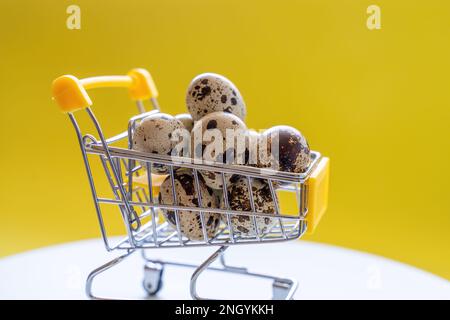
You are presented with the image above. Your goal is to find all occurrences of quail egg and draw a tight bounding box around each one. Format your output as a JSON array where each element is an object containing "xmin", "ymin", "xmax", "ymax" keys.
[
  {"xmin": 132, "ymin": 113, "xmax": 185, "ymax": 174},
  {"xmin": 186, "ymin": 73, "xmax": 246, "ymax": 121},
  {"xmin": 158, "ymin": 168, "xmax": 222, "ymax": 240},
  {"xmin": 191, "ymin": 111, "xmax": 247, "ymax": 189},
  {"xmin": 175, "ymin": 113, "xmax": 194, "ymax": 132},
  {"xmin": 243, "ymin": 129, "xmax": 262, "ymax": 167},
  {"xmin": 227, "ymin": 177, "xmax": 277, "ymax": 237},
  {"xmin": 260, "ymin": 126, "xmax": 311, "ymax": 173}
]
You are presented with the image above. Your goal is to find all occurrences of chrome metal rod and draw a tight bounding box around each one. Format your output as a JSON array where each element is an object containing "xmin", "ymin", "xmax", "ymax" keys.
[
  {"xmin": 169, "ymin": 166, "xmax": 184, "ymax": 246},
  {"xmin": 85, "ymin": 107, "xmax": 136, "ymax": 246},
  {"xmin": 189, "ymin": 246, "xmax": 299, "ymax": 300},
  {"xmin": 87, "ymin": 144, "xmax": 321, "ymax": 184},
  {"xmin": 192, "ymin": 169, "xmax": 209, "ymax": 242},
  {"xmin": 136, "ymin": 100, "xmax": 146, "ymax": 113},
  {"xmin": 96, "ymin": 198, "xmax": 303, "ymax": 220},
  {"xmin": 190, "ymin": 246, "xmax": 228, "ymax": 300},
  {"xmin": 98, "ymin": 154, "xmax": 136, "ymax": 232},
  {"xmin": 268, "ymin": 178, "xmax": 287, "ymax": 239},
  {"xmin": 146, "ymin": 162, "xmax": 159, "ymax": 246},
  {"xmin": 85, "ymin": 250, "xmax": 136, "ymax": 300},
  {"xmin": 150, "ymin": 97, "xmax": 160, "ymax": 110},
  {"xmin": 221, "ymin": 172, "xmax": 235, "ymax": 243},
  {"xmin": 68, "ymin": 114, "xmax": 110, "ymax": 251},
  {"xmin": 246, "ymin": 176, "xmax": 261, "ymax": 240}
]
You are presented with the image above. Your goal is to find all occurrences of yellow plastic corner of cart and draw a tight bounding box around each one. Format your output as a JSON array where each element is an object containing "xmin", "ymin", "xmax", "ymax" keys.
[
  {"xmin": 129, "ymin": 172, "xmax": 167, "ymax": 197},
  {"xmin": 52, "ymin": 75, "xmax": 92, "ymax": 113},
  {"xmin": 127, "ymin": 68, "xmax": 159, "ymax": 101},
  {"xmin": 305, "ymin": 157, "xmax": 330, "ymax": 234}
]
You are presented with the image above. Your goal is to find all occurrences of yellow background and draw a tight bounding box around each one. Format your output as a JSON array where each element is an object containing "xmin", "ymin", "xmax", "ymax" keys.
[{"xmin": 1, "ymin": 0, "xmax": 449, "ymax": 279}]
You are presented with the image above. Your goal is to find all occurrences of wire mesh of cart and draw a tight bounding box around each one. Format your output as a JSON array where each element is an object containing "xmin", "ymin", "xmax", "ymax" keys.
[{"xmin": 52, "ymin": 68, "xmax": 330, "ymax": 300}]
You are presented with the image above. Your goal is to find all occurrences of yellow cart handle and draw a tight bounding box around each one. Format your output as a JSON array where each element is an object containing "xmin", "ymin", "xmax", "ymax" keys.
[
  {"xmin": 52, "ymin": 68, "xmax": 158, "ymax": 113},
  {"xmin": 80, "ymin": 75, "xmax": 133, "ymax": 90}
]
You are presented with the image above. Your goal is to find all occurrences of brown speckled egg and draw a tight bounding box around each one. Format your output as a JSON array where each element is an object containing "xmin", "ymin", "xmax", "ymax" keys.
[
  {"xmin": 243, "ymin": 129, "xmax": 262, "ymax": 167},
  {"xmin": 158, "ymin": 168, "xmax": 222, "ymax": 241},
  {"xmin": 186, "ymin": 73, "xmax": 246, "ymax": 121},
  {"xmin": 227, "ymin": 177, "xmax": 277, "ymax": 237},
  {"xmin": 175, "ymin": 113, "xmax": 194, "ymax": 132},
  {"xmin": 132, "ymin": 113, "xmax": 185, "ymax": 174},
  {"xmin": 260, "ymin": 126, "xmax": 311, "ymax": 173},
  {"xmin": 191, "ymin": 112, "xmax": 247, "ymax": 189}
]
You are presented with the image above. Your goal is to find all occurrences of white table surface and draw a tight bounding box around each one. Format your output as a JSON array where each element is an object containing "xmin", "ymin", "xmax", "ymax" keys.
[{"xmin": 0, "ymin": 238, "xmax": 449, "ymax": 300}]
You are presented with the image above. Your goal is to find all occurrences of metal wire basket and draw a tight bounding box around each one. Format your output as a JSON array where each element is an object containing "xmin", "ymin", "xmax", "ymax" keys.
[{"xmin": 52, "ymin": 68, "xmax": 330, "ymax": 300}]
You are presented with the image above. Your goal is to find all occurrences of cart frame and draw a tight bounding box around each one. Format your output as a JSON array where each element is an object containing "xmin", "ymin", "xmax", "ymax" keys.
[{"xmin": 52, "ymin": 68, "xmax": 329, "ymax": 299}]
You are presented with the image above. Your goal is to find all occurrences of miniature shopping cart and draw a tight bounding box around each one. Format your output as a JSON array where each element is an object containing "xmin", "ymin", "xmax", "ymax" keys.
[{"xmin": 52, "ymin": 68, "xmax": 330, "ymax": 300}]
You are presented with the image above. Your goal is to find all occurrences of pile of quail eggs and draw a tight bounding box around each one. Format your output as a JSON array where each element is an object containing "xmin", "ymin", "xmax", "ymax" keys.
[{"xmin": 132, "ymin": 73, "xmax": 311, "ymax": 241}]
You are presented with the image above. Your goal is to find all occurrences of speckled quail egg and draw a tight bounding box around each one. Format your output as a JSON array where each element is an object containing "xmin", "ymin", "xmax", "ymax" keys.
[
  {"xmin": 227, "ymin": 176, "xmax": 277, "ymax": 237},
  {"xmin": 260, "ymin": 126, "xmax": 311, "ymax": 173},
  {"xmin": 132, "ymin": 113, "xmax": 185, "ymax": 174},
  {"xmin": 191, "ymin": 111, "xmax": 247, "ymax": 189},
  {"xmin": 158, "ymin": 168, "xmax": 222, "ymax": 240},
  {"xmin": 186, "ymin": 73, "xmax": 246, "ymax": 121},
  {"xmin": 239, "ymin": 129, "xmax": 274, "ymax": 170},
  {"xmin": 175, "ymin": 113, "xmax": 194, "ymax": 132},
  {"xmin": 243, "ymin": 129, "xmax": 262, "ymax": 167}
]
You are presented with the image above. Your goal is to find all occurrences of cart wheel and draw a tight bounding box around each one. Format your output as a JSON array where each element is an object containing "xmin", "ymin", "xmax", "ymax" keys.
[{"xmin": 143, "ymin": 262, "xmax": 164, "ymax": 295}]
